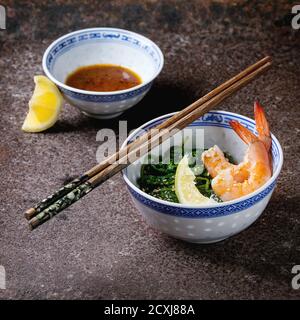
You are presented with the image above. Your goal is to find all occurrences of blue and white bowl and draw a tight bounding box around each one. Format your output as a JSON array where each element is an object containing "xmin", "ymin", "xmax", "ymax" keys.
[
  {"xmin": 42, "ymin": 28, "xmax": 164, "ymax": 119},
  {"xmin": 122, "ymin": 111, "xmax": 283, "ymax": 244}
]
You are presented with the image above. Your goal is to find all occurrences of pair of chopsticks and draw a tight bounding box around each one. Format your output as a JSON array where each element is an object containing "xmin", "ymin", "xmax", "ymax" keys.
[{"xmin": 25, "ymin": 56, "xmax": 272, "ymax": 230}]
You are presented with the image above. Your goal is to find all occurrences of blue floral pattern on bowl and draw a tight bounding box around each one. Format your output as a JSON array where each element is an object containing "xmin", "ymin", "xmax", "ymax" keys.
[{"xmin": 127, "ymin": 180, "xmax": 276, "ymax": 218}]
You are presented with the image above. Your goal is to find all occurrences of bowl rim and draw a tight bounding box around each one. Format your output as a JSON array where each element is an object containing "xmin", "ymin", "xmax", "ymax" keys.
[
  {"xmin": 42, "ymin": 27, "xmax": 164, "ymax": 96},
  {"xmin": 122, "ymin": 110, "xmax": 284, "ymax": 209}
]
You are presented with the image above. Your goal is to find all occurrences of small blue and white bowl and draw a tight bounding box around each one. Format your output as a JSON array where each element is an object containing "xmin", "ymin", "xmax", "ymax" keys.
[
  {"xmin": 122, "ymin": 111, "xmax": 283, "ymax": 244},
  {"xmin": 42, "ymin": 28, "xmax": 164, "ymax": 119}
]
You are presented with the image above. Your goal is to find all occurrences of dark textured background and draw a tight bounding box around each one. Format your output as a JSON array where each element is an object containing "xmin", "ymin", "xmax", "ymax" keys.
[{"xmin": 0, "ymin": 0, "xmax": 299, "ymax": 299}]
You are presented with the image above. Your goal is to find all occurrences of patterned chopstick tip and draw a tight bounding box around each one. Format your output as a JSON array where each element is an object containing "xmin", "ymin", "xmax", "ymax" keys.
[
  {"xmin": 25, "ymin": 175, "xmax": 89, "ymax": 220},
  {"xmin": 29, "ymin": 182, "xmax": 93, "ymax": 230}
]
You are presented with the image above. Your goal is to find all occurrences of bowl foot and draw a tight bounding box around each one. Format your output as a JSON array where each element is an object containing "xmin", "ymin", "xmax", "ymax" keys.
[
  {"xmin": 82, "ymin": 111, "xmax": 123, "ymax": 119},
  {"xmin": 174, "ymin": 236, "xmax": 228, "ymax": 244}
]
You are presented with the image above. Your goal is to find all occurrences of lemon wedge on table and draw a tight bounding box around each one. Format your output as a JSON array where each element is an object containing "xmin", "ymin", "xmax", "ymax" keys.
[
  {"xmin": 22, "ymin": 76, "xmax": 63, "ymax": 132},
  {"xmin": 175, "ymin": 156, "xmax": 216, "ymax": 205}
]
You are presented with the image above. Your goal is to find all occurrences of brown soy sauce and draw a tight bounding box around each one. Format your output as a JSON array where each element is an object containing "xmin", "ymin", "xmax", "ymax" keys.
[{"xmin": 65, "ymin": 64, "xmax": 142, "ymax": 92}]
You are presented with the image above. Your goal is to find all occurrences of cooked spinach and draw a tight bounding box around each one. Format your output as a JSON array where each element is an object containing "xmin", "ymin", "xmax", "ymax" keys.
[{"xmin": 138, "ymin": 146, "xmax": 235, "ymax": 203}]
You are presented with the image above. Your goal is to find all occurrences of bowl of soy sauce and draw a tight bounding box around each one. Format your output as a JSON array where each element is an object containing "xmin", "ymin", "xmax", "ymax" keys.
[{"xmin": 43, "ymin": 27, "xmax": 164, "ymax": 119}]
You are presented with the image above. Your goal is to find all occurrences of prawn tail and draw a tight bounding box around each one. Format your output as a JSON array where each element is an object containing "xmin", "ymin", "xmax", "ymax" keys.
[
  {"xmin": 254, "ymin": 100, "xmax": 272, "ymax": 151},
  {"xmin": 229, "ymin": 120, "xmax": 257, "ymax": 145}
]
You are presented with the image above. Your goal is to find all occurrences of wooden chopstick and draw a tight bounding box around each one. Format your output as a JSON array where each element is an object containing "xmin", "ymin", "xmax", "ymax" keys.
[
  {"xmin": 28, "ymin": 58, "xmax": 272, "ymax": 230},
  {"xmin": 25, "ymin": 56, "xmax": 271, "ymax": 221}
]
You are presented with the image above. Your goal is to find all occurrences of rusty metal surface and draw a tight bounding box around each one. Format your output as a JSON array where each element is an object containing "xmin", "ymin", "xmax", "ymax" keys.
[{"xmin": 0, "ymin": 0, "xmax": 299, "ymax": 299}]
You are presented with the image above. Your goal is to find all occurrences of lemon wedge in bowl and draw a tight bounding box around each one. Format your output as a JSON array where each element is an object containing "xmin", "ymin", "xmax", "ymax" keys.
[
  {"xmin": 175, "ymin": 155, "xmax": 216, "ymax": 205},
  {"xmin": 22, "ymin": 75, "xmax": 63, "ymax": 132}
]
